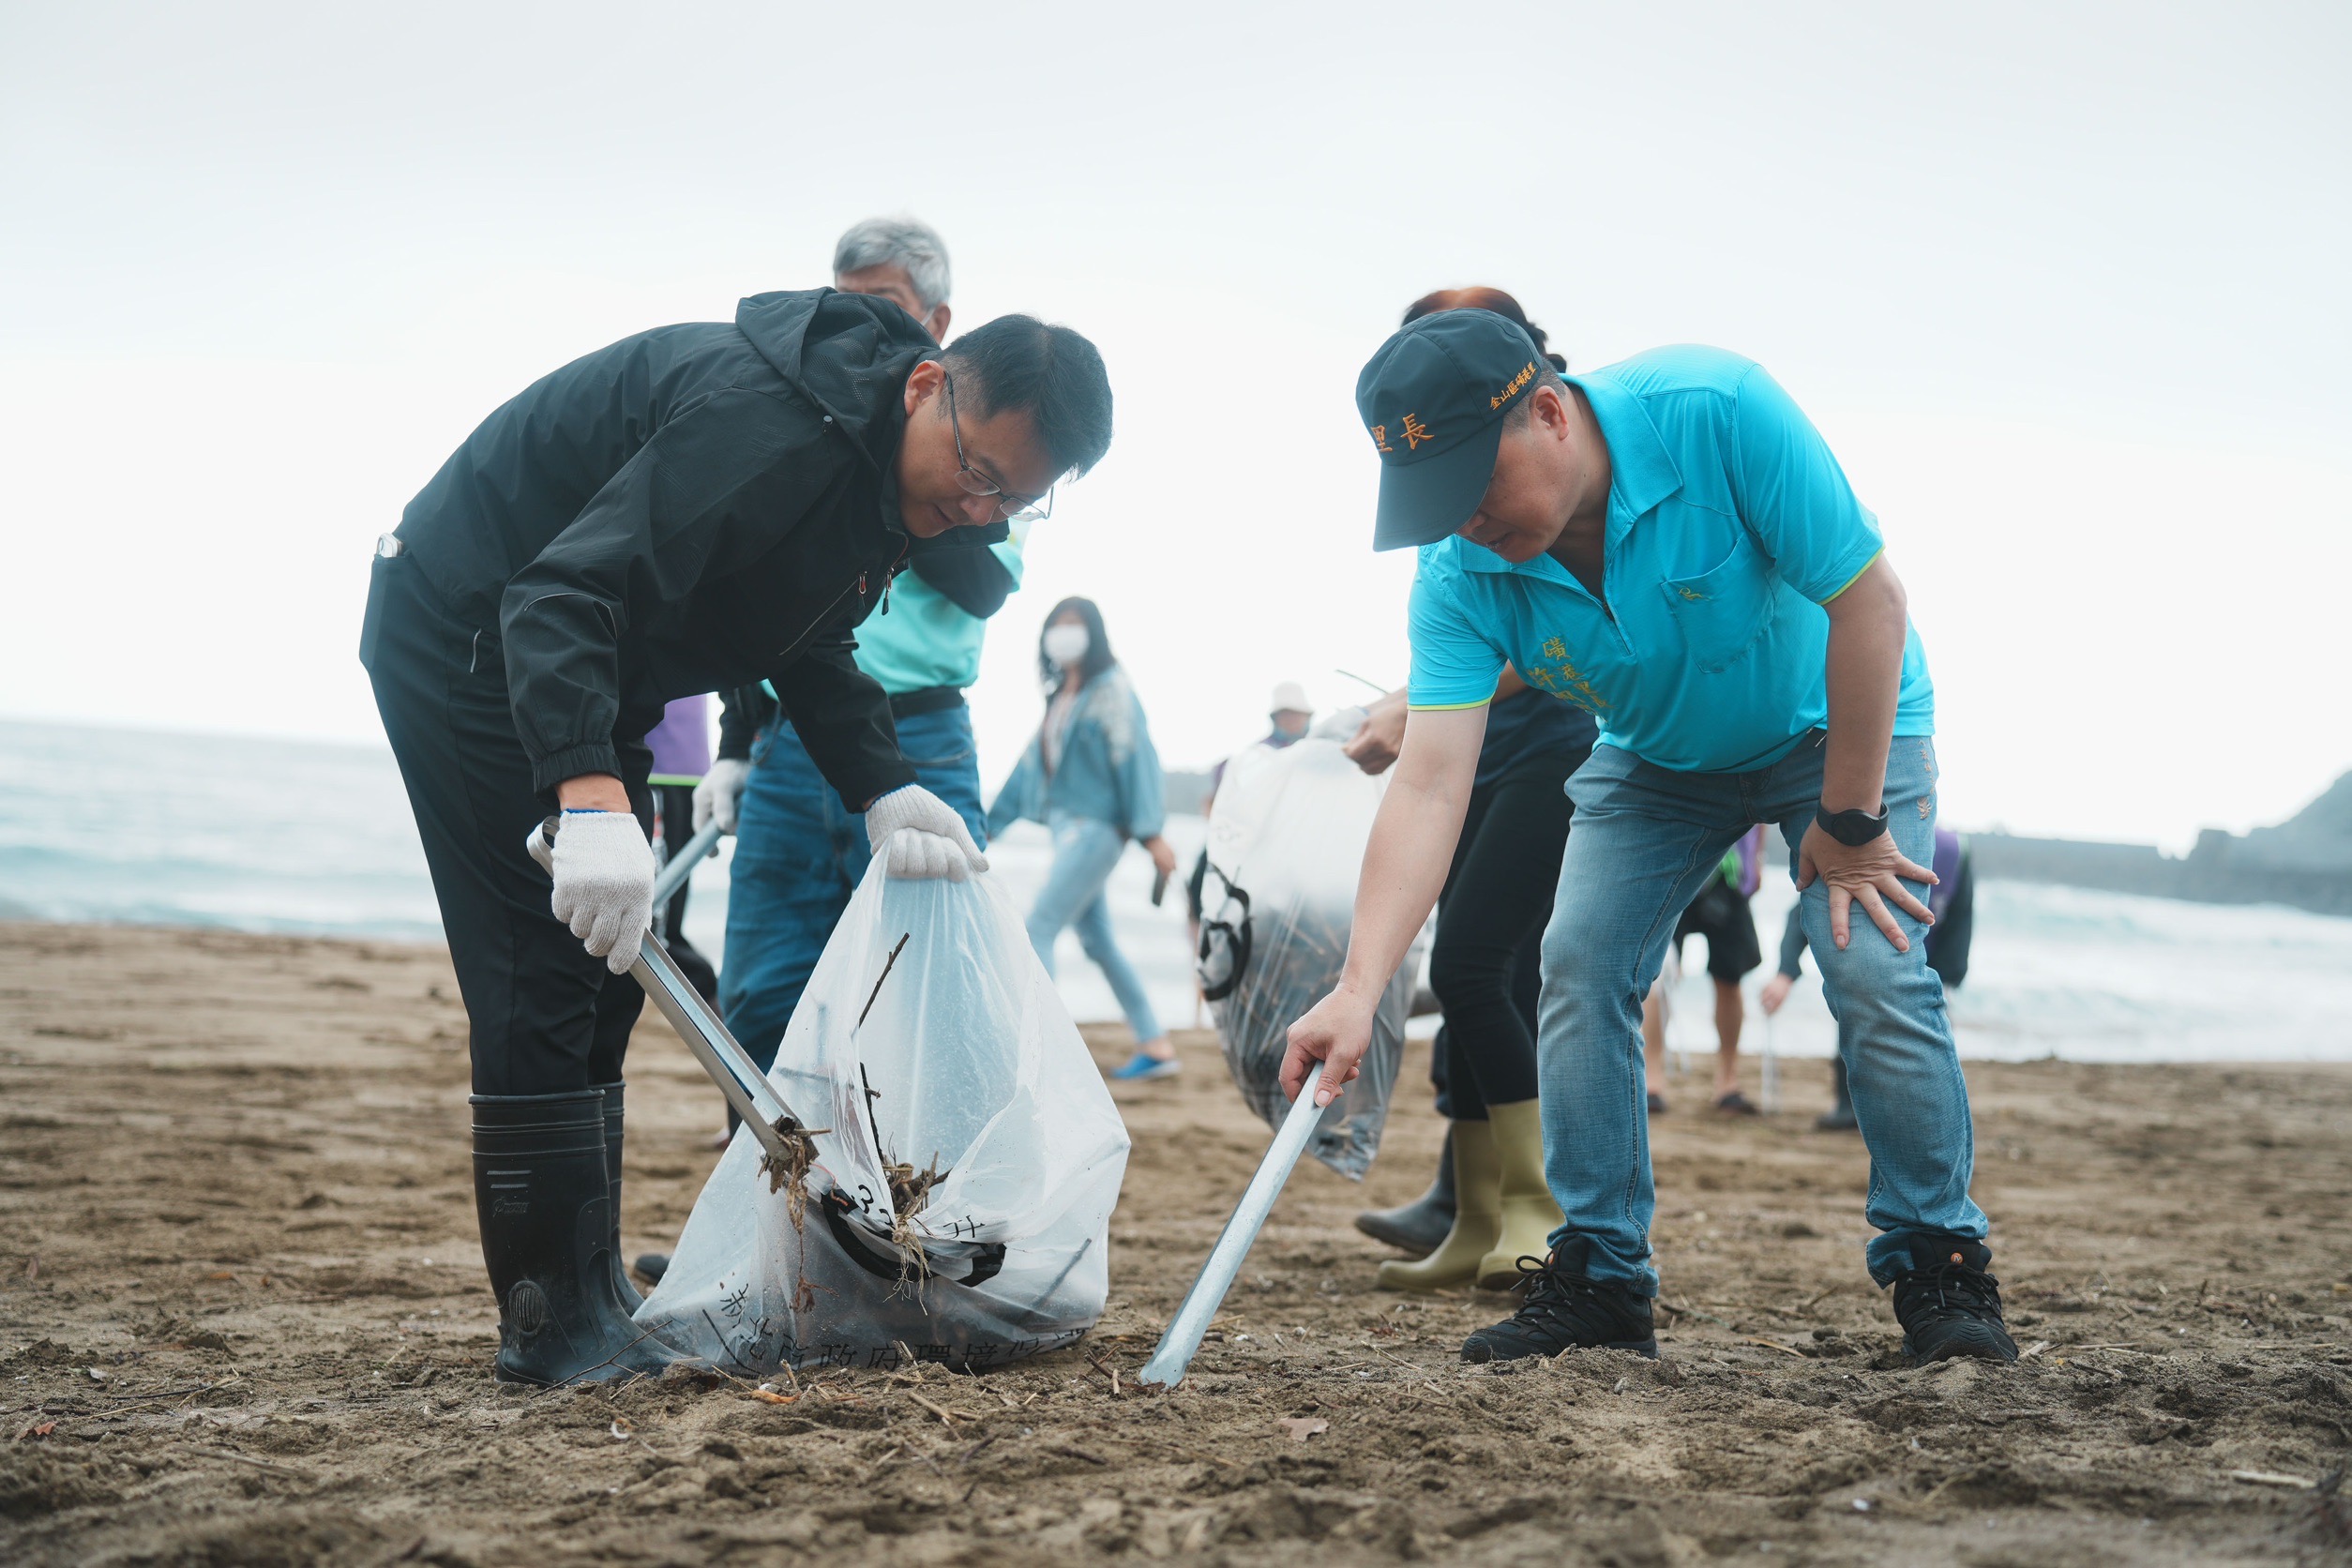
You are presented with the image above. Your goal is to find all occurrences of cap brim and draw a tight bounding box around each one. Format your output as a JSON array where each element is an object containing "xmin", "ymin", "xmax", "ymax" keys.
[{"xmin": 1370, "ymin": 420, "xmax": 1502, "ymax": 551}]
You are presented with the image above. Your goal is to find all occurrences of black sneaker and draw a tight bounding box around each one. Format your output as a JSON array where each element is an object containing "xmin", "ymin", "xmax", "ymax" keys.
[
  {"xmin": 1459, "ymin": 1240, "xmax": 1657, "ymax": 1363},
  {"xmin": 1888, "ymin": 1234, "xmax": 2016, "ymax": 1365}
]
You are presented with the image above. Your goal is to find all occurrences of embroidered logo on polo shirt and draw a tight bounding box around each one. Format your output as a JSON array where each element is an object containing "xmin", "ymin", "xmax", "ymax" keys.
[{"xmin": 1524, "ymin": 634, "xmax": 1610, "ymax": 713}]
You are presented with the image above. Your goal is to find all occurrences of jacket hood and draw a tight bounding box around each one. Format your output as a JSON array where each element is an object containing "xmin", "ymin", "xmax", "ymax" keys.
[{"xmin": 734, "ymin": 288, "xmax": 934, "ymax": 470}]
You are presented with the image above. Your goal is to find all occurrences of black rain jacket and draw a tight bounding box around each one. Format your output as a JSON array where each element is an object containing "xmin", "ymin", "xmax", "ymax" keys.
[{"xmin": 394, "ymin": 288, "xmax": 1008, "ymax": 806}]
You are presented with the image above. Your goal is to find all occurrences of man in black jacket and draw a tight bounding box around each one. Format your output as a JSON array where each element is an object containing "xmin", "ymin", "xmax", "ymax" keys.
[{"xmin": 358, "ymin": 288, "xmax": 1113, "ymax": 1384}]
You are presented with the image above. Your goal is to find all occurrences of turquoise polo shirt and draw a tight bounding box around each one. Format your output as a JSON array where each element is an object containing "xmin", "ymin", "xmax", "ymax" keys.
[
  {"xmin": 852, "ymin": 525, "xmax": 1027, "ymax": 695},
  {"xmin": 1406, "ymin": 346, "xmax": 1933, "ymax": 774}
]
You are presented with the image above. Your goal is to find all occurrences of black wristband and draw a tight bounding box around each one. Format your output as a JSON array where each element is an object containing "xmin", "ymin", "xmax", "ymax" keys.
[{"xmin": 1815, "ymin": 802, "xmax": 1891, "ymax": 847}]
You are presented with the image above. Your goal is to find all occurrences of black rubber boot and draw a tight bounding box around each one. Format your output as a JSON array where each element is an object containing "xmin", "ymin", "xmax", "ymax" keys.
[
  {"xmin": 589, "ymin": 1081, "xmax": 642, "ymax": 1312},
  {"xmin": 1889, "ymin": 1233, "xmax": 2017, "ymax": 1366},
  {"xmin": 1354, "ymin": 1126, "xmax": 1457, "ymax": 1256},
  {"xmin": 1459, "ymin": 1238, "xmax": 1657, "ymax": 1363},
  {"xmin": 1814, "ymin": 1058, "xmax": 1858, "ymax": 1132},
  {"xmin": 472, "ymin": 1090, "xmax": 680, "ymax": 1385}
]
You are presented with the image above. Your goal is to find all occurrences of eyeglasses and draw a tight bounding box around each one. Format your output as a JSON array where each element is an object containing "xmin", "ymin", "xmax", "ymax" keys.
[{"xmin": 942, "ymin": 371, "xmax": 1055, "ymax": 523}]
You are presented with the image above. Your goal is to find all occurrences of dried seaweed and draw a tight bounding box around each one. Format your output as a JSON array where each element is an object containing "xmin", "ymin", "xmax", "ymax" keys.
[
  {"xmin": 883, "ymin": 1153, "xmax": 948, "ymax": 1220},
  {"xmin": 758, "ymin": 1115, "xmax": 831, "ymax": 1231},
  {"xmin": 879, "ymin": 1153, "xmax": 950, "ymax": 1289}
]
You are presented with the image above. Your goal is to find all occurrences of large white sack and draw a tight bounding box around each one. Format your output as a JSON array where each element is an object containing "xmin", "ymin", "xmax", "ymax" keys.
[
  {"xmin": 1197, "ymin": 713, "xmax": 1421, "ymax": 1180},
  {"xmin": 638, "ymin": 860, "xmax": 1130, "ymax": 1373}
]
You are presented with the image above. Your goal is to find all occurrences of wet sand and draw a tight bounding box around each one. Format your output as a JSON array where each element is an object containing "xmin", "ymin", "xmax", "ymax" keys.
[{"xmin": 4, "ymin": 921, "xmax": 2350, "ymax": 1565}]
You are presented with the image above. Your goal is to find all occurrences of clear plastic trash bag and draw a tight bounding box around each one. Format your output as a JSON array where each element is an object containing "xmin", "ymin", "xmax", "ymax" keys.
[
  {"xmin": 637, "ymin": 856, "xmax": 1131, "ymax": 1373},
  {"xmin": 1196, "ymin": 711, "xmax": 1421, "ymax": 1180}
]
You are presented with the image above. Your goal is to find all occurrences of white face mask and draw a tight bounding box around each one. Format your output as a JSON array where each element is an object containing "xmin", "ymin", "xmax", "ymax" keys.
[{"xmin": 1042, "ymin": 623, "xmax": 1091, "ymax": 669}]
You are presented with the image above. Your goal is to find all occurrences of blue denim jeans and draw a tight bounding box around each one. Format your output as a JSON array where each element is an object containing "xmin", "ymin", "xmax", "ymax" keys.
[
  {"xmin": 718, "ymin": 705, "xmax": 988, "ymax": 1074},
  {"xmin": 1026, "ymin": 811, "xmax": 1164, "ymax": 1045},
  {"xmin": 1537, "ymin": 733, "xmax": 1986, "ymax": 1293}
]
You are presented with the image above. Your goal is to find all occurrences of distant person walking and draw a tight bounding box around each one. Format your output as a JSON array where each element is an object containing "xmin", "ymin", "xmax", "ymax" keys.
[
  {"xmin": 1642, "ymin": 824, "xmax": 1767, "ymax": 1116},
  {"xmin": 988, "ymin": 597, "xmax": 1180, "ymax": 1080},
  {"xmin": 1764, "ymin": 825, "xmax": 1975, "ymax": 1130}
]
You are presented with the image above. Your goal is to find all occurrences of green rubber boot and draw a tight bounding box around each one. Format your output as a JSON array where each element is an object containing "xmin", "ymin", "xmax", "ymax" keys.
[
  {"xmin": 1475, "ymin": 1099, "xmax": 1565, "ymax": 1291},
  {"xmin": 1377, "ymin": 1120, "xmax": 1500, "ymax": 1292}
]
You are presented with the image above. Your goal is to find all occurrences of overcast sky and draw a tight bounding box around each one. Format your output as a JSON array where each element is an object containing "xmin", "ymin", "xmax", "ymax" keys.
[{"xmin": 3, "ymin": 1, "xmax": 2345, "ymax": 849}]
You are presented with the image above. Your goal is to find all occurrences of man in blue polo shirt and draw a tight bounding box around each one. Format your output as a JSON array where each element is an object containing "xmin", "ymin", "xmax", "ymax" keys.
[{"xmin": 1282, "ymin": 309, "xmax": 2012, "ymax": 1368}]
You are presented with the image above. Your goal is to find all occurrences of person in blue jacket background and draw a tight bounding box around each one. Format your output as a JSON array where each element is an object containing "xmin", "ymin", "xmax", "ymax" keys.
[{"xmin": 988, "ymin": 597, "xmax": 1181, "ymax": 1080}]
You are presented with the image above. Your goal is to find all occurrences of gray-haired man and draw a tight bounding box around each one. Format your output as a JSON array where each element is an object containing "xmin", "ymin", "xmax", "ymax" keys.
[{"xmin": 832, "ymin": 215, "xmax": 953, "ymax": 341}]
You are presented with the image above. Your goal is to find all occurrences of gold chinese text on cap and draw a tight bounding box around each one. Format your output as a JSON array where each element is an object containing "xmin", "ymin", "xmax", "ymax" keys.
[{"xmin": 1490, "ymin": 361, "xmax": 1536, "ymax": 412}]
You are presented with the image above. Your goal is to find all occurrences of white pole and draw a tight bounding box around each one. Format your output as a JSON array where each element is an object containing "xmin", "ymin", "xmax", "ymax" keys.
[{"xmin": 1137, "ymin": 1063, "xmax": 1327, "ymax": 1389}]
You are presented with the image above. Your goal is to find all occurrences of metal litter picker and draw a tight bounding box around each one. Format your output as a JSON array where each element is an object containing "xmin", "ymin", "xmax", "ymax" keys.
[
  {"xmin": 1137, "ymin": 1061, "xmax": 1327, "ymax": 1389},
  {"xmin": 530, "ymin": 817, "xmax": 808, "ymax": 1177}
]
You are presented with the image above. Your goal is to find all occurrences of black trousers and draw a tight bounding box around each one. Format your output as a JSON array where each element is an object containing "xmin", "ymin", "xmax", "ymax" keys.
[
  {"xmin": 361, "ymin": 550, "xmax": 654, "ymax": 1096},
  {"xmin": 1428, "ymin": 749, "xmax": 1587, "ymax": 1121}
]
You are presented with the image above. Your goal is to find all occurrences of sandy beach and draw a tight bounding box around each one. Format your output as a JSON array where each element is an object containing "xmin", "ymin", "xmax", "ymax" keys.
[{"xmin": 4, "ymin": 920, "xmax": 2349, "ymax": 1565}]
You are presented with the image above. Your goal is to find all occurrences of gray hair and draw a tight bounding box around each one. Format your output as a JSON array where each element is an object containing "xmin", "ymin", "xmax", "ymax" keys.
[{"xmin": 832, "ymin": 216, "xmax": 952, "ymax": 311}]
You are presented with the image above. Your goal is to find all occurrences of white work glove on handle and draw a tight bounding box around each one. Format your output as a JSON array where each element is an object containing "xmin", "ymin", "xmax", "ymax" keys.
[
  {"xmin": 693, "ymin": 757, "xmax": 751, "ymax": 833},
  {"xmin": 864, "ymin": 784, "xmax": 988, "ymax": 881},
  {"xmin": 525, "ymin": 810, "xmax": 656, "ymax": 974}
]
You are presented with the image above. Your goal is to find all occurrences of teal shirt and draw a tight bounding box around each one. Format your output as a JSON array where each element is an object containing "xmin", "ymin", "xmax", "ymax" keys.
[
  {"xmin": 1405, "ymin": 346, "xmax": 1933, "ymax": 775},
  {"xmin": 852, "ymin": 528, "xmax": 1027, "ymax": 694}
]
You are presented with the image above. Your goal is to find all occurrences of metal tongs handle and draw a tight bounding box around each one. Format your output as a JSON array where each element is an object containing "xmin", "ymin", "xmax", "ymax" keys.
[{"xmin": 531, "ymin": 814, "xmax": 802, "ymax": 1171}]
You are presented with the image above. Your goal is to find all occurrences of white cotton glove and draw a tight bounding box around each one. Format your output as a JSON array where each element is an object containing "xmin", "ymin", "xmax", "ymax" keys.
[
  {"xmin": 693, "ymin": 757, "xmax": 751, "ymax": 834},
  {"xmin": 527, "ymin": 810, "xmax": 656, "ymax": 974},
  {"xmin": 864, "ymin": 785, "xmax": 988, "ymax": 882}
]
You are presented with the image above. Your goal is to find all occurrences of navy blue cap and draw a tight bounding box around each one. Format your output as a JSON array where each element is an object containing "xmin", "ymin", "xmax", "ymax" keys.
[{"xmin": 1355, "ymin": 309, "xmax": 1548, "ymax": 551}]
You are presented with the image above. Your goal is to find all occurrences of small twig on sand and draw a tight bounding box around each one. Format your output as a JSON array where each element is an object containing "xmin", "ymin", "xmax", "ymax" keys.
[
  {"xmin": 2229, "ymin": 1470, "xmax": 2316, "ymax": 1490},
  {"xmin": 178, "ymin": 1445, "xmax": 311, "ymax": 1479},
  {"xmin": 907, "ymin": 1392, "xmax": 959, "ymax": 1427},
  {"xmin": 108, "ymin": 1380, "xmax": 236, "ymax": 1410},
  {"xmin": 555, "ymin": 1328, "xmax": 665, "ymax": 1388},
  {"xmin": 1742, "ymin": 1336, "xmax": 1808, "ymax": 1359}
]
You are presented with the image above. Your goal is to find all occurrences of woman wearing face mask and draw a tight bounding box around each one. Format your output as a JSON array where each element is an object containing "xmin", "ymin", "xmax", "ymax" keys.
[{"xmin": 988, "ymin": 597, "xmax": 1182, "ymax": 1079}]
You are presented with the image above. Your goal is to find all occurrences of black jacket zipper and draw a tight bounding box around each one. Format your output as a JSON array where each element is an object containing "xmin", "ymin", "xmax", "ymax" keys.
[
  {"xmin": 773, "ymin": 572, "xmax": 867, "ymax": 664},
  {"xmin": 769, "ymin": 533, "xmax": 911, "ymax": 665}
]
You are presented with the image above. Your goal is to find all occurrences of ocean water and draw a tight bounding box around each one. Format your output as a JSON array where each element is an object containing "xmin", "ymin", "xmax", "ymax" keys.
[
  {"xmin": 0, "ymin": 717, "xmax": 1204, "ymax": 1033},
  {"xmin": 5, "ymin": 719, "xmax": 2348, "ymax": 1064}
]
